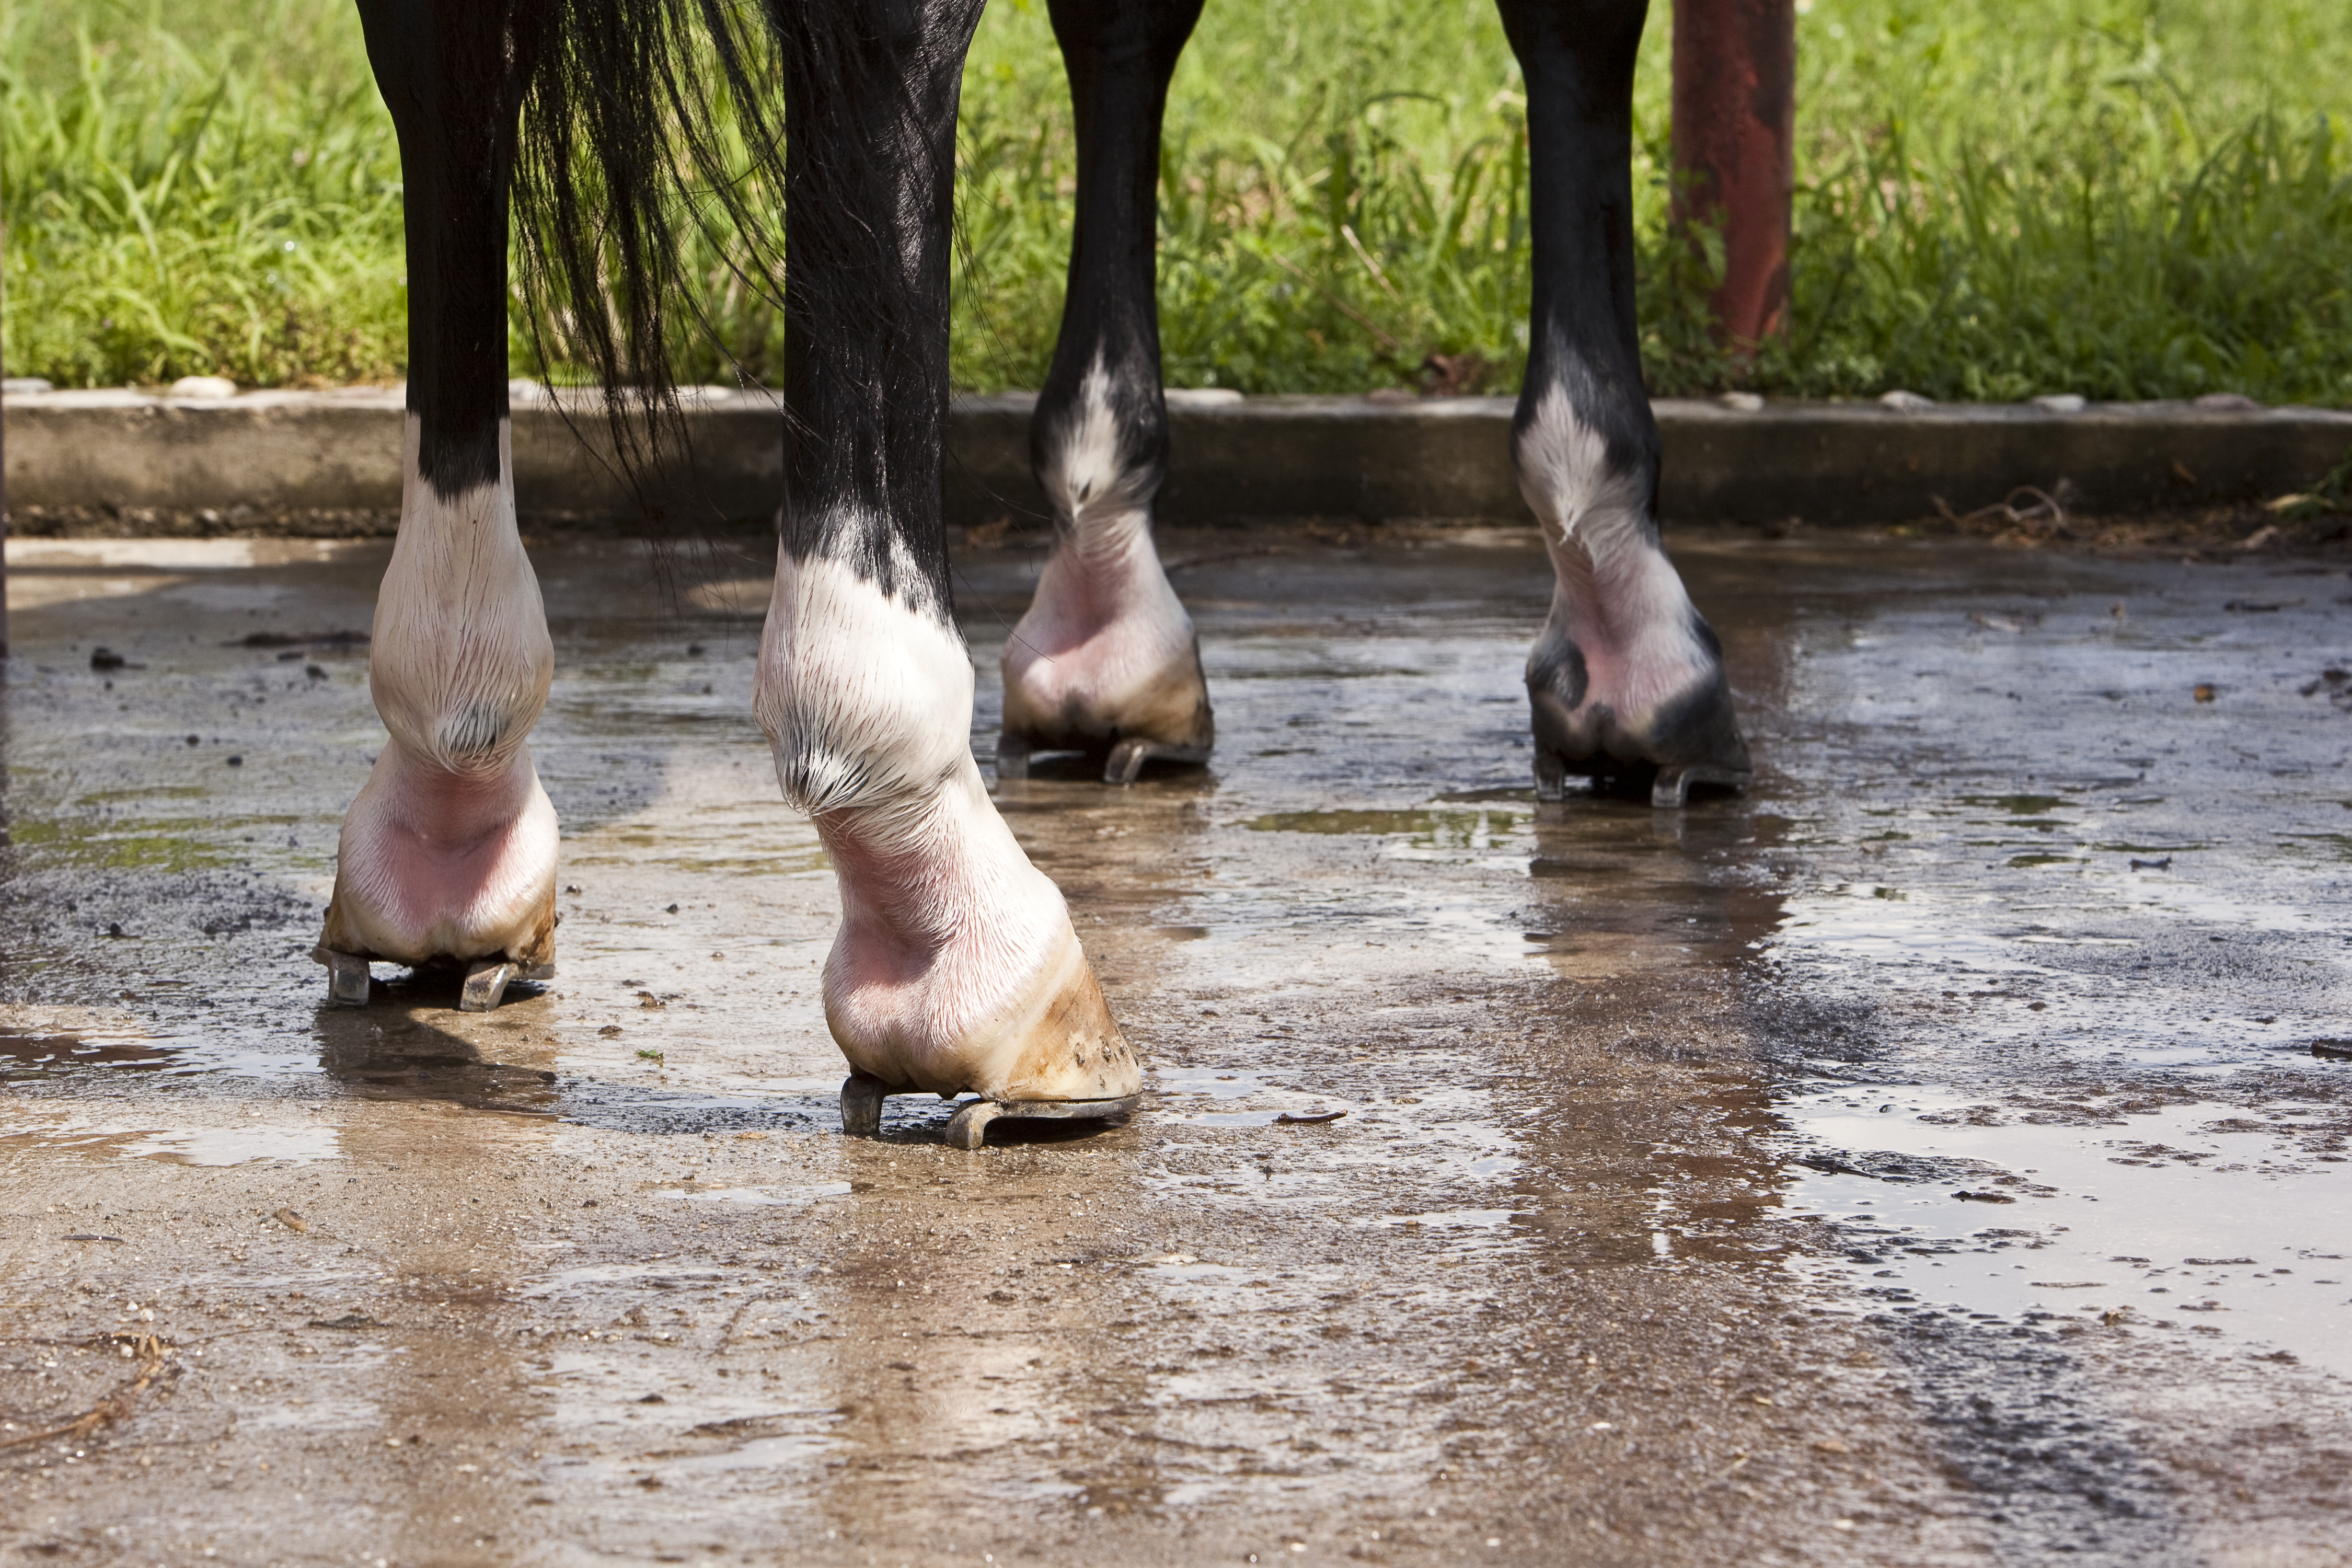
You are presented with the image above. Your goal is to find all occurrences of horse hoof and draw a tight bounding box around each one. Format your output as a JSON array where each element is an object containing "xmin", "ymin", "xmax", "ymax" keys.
[
  {"xmin": 1651, "ymin": 763, "xmax": 1753, "ymax": 809},
  {"xmin": 841, "ymin": 1075, "xmax": 887, "ymax": 1138},
  {"xmin": 319, "ymin": 948, "xmax": 374, "ymax": 1007},
  {"xmin": 459, "ymin": 958, "xmax": 554, "ymax": 1012},
  {"xmin": 944, "ymin": 1099, "xmax": 1001, "ymax": 1149}
]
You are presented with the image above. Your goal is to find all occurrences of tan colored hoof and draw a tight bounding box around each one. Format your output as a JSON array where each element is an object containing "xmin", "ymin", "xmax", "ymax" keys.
[
  {"xmin": 999, "ymin": 641, "xmax": 1214, "ymax": 783},
  {"xmin": 985, "ymin": 933, "xmax": 1142, "ymax": 1103}
]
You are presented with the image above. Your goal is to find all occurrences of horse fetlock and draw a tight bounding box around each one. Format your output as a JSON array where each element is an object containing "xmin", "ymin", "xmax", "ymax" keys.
[
  {"xmin": 1515, "ymin": 389, "xmax": 1749, "ymax": 802},
  {"xmin": 367, "ymin": 417, "xmax": 553, "ymax": 776},
  {"xmin": 755, "ymin": 552, "xmax": 974, "ymax": 817},
  {"xmin": 322, "ymin": 743, "xmax": 560, "ymax": 970},
  {"xmin": 1002, "ymin": 356, "xmax": 1210, "ymax": 778},
  {"xmin": 322, "ymin": 415, "xmax": 561, "ymax": 986}
]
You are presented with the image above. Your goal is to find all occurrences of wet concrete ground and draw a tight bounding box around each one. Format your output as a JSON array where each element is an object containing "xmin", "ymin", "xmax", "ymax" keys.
[{"xmin": 2, "ymin": 525, "xmax": 2349, "ymax": 1567}]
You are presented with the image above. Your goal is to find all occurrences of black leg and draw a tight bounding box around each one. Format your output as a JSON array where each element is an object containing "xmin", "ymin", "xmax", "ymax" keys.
[
  {"xmin": 1495, "ymin": 0, "xmax": 1750, "ymax": 805},
  {"xmin": 998, "ymin": 0, "xmax": 1215, "ymax": 783},
  {"xmin": 769, "ymin": 0, "xmax": 987, "ymax": 615},
  {"xmin": 354, "ymin": 0, "xmax": 528, "ymax": 496}
]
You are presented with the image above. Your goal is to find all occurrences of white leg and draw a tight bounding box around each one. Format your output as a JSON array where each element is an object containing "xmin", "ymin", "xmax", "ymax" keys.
[
  {"xmin": 1001, "ymin": 356, "xmax": 1212, "ymax": 776},
  {"xmin": 757, "ymin": 551, "xmax": 1140, "ymax": 1103},
  {"xmin": 322, "ymin": 416, "xmax": 561, "ymax": 967}
]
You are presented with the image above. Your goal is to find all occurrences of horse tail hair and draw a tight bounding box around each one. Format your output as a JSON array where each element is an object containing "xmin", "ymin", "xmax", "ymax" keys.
[{"xmin": 508, "ymin": 0, "xmax": 792, "ymax": 491}]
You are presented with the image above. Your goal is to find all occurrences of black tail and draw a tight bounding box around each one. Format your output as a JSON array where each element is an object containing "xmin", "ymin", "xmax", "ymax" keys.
[
  {"xmin": 514, "ymin": 0, "xmax": 978, "ymax": 595},
  {"xmin": 510, "ymin": 0, "xmax": 792, "ymax": 478}
]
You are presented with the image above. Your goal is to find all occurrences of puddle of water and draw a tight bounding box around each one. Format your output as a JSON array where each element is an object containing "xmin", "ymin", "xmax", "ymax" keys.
[
  {"xmin": 121, "ymin": 1126, "xmax": 345, "ymax": 1166},
  {"xmin": 1152, "ymin": 1065, "xmax": 1356, "ymax": 1126},
  {"xmin": 526, "ymin": 1261, "xmax": 735, "ymax": 1296},
  {"xmin": 1782, "ymin": 1086, "xmax": 2352, "ymax": 1374},
  {"xmin": 0, "ymin": 1110, "xmax": 344, "ymax": 1166},
  {"xmin": 1243, "ymin": 806, "xmax": 1525, "ymax": 848},
  {"xmin": 0, "ymin": 1006, "xmax": 174, "ymax": 1076}
]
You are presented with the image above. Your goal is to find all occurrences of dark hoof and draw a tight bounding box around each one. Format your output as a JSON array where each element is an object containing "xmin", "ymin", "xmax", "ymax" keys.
[
  {"xmin": 1651, "ymin": 763, "xmax": 1752, "ymax": 809},
  {"xmin": 841, "ymin": 1074, "xmax": 887, "ymax": 1137},
  {"xmin": 1535, "ymin": 748, "xmax": 1750, "ymax": 808},
  {"xmin": 996, "ymin": 730, "xmax": 1210, "ymax": 785},
  {"xmin": 319, "ymin": 948, "xmax": 373, "ymax": 1007},
  {"xmin": 1527, "ymin": 625, "xmax": 1750, "ymax": 810}
]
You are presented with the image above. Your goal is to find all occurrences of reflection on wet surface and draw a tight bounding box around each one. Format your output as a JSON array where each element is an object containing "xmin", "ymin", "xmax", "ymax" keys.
[{"xmin": 3, "ymin": 529, "xmax": 2350, "ymax": 1563}]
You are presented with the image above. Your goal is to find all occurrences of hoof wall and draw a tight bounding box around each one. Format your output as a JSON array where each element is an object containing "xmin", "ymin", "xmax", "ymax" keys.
[
  {"xmin": 1534, "ymin": 752, "xmax": 1751, "ymax": 808},
  {"xmin": 321, "ymin": 949, "xmax": 373, "ymax": 1008},
  {"xmin": 1651, "ymin": 764, "xmax": 1751, "ymax": 809},
  {"xmin": 997, "ymin": 733, "xmax": 1210, "ymax": 786},
  {"xmin": 943, "ymin": 1099, "xmax": 1001, "ymax": 1150},
  {"xmin": 1103, "ymin": 738, "xmax": 1210, "ymax": 786}
]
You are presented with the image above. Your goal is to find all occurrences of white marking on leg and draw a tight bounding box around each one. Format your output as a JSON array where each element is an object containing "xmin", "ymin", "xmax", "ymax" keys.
[
  {"xmin": 756, "ymin": 550, "xmax": 1084, "ymax": 1092},
  {"xmin": 756, "ymin": 541, "xmax": 973, "ymax": 817},
  {"xmin": 370, "ymin": 417, "xmax": 553, "ymax": 772},
  {"xmin": 333, "ymin": 416, "xmax": 559, "ymax": 963},
  {"xmin": 1043, "ymin": 353, "xmax": 1154, "ymax": 537},
  {"xmin": 1011, "ymin": 354, "xmax": 1199, "ymax": 736},
  {"xmin": 1517, "ymin": 384, "xmax": 1710, "ymax": 724}
]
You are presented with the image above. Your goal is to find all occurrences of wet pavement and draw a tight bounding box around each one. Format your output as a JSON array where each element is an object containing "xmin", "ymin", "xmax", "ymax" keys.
[{"xmin": 2, "ymin": 525, "xmax": 2349, "ymax": 1567}]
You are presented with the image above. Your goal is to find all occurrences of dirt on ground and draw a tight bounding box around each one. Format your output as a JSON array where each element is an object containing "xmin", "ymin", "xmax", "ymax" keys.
[{"xmin": 2, "ymin": 527, "xmax": 2348, "ymax": 1566}]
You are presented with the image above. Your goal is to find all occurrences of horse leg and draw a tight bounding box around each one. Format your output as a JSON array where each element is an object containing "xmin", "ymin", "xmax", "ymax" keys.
[
  {"xmin": 1496, "ymin": 0, "xmax": 1751, "ymax": 808},
  {"xmin": 320, "ymin": 0, "xmax": 559, "ymax": 1004},
  {"xmin": 758, "ymin": 0, "xmax": 1139, "ymax": 1131},
  {"xmin": 998, "ymin": 0, "xmax": 1214, "ymax": 788}
]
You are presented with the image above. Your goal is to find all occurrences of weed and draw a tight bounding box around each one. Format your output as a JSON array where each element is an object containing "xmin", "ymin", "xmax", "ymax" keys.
[{"xmin": 4, "ymin": 0, "xmax": 2348, "ymax": 403}]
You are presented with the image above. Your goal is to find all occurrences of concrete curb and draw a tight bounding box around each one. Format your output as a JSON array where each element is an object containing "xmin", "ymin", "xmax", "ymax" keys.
[{"xmin": 5, "ymin": 384, "xmax": 2348, "ymax": 533}]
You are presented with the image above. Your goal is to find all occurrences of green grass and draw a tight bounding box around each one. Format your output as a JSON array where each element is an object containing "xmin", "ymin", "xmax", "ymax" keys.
[{"xmin": 5, "ymin": 0, "xmax": 2350, "ymax": 403}]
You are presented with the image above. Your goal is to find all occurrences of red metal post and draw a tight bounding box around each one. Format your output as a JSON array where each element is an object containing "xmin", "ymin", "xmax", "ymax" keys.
[{"xmin": 1670, "ymin": 0, "xmax": 1796, "ymax": 354}]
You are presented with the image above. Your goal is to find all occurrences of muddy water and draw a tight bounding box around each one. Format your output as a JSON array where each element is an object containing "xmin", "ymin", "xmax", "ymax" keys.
[{"xmin": 2, "ymin": 529, "xmax": 2348, "ymax": 1566}]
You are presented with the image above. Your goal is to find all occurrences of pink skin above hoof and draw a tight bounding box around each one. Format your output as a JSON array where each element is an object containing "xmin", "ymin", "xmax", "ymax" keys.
[
  {"xmin": 1516, "ymin": 387, "xmax": 1750, "ymax": 799},
  {"xmin": 1001, "ymin": 519, "xmax": 1212, "ymax": 760},
  {"xmin": 759, "ymin": 552, "xmax": 1139, "ymax": 1104},
  {"xmin": 324, "ymin": 746, "xmax": 559, "ymax": 968}
]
